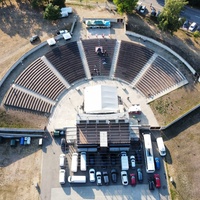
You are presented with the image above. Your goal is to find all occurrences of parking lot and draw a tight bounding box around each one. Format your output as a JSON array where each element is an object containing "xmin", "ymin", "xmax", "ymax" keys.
[{"xmin": 41, "ymin": 130, "xmax": 169, "ymax": 200}]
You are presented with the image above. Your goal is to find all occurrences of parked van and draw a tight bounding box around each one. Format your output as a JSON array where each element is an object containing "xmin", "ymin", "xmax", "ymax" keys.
[
  {"xmin": 156, "ymin": 137, "xmax": 166, "ymax": 156},
  {"xmin": 71, "ymin": 153, "xmax": 78, "ymax": 172},
  {"xmin": 60, "ymin": 154, "xmax": 65, "ymax": 168},
  {"xmin": 59, "ymin": 169, "xmax": 65, "ymax": 185},
  {"xmin": 80, "ymin": 152, "xmax": 87, "ymax": 171},
  {"xmin": 121, "ymin": 152, "xmax": 129, "ymax": 170},
  {"xmin": 68, "ymin": 175, "xmax": 86, "ymax": 183}
]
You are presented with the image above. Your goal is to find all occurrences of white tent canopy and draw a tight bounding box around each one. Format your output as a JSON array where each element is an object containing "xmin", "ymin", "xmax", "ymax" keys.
[{"xmin": 84, "ymin": 85, "xmax": 118, "ymax": 114}]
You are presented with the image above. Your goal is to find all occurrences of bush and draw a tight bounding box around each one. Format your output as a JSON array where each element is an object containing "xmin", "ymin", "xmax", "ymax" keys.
[
  {"xmin": 43, "ymin": 3, "xmax": 61, "ymax": 20},
  {"xmin": 193, "ymin": 30, "xmax": 200, "ymax": 38}
]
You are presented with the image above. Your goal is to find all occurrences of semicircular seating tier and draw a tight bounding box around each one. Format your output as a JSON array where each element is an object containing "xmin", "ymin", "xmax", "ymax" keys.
[
  {"xmin": 4, "ymin": 87, "xmax": 53, "ymax": 113},
  {"xmin": 114, "ymin": 40, "xmax": 154, "ymax": 83},
  {"xmin": 81, "ymin": 39, "xmax": 116, "ymax": 77},
  {"xmin": 45, "ymin": 42, "xmax": 86, "ymax": 84},
  {"xmin": 14, "ymin": 57, "xmax": 66, "ymax": 100},
  {"xmin": 134, "ymin": 56, "xmax": 188, "ymax": 98}
]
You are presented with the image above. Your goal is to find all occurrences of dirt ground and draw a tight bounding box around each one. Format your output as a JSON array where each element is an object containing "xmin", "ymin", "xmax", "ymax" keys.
[{"xmin": 0, "ymin": 1, "xmax": 200, "ymax": 200}]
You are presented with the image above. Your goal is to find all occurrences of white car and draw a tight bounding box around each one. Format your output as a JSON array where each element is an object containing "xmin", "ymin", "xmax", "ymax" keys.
[
  {"xmin": 89, "ymin": 168, "xmax": 95, "ymax": 182},
  {"xmin": 59, "ymin": 154, "xmax": 65, "ymax": 168},
  {"xmin": 96, "ymin": 171, "xmax": 102, "ymax": 186},
  {"xmin": 130, "ymin": 155, "xmax": 136, "ymax": 168},
  {"xmin": 189, "ymin": 22, "xmax": 197, "ymax": 32},
  {"xmin": 140, "ymin": 5, "xmax": 146, "ymax": 13},
  {"xmin": 121, "ymin": 171, "xmax": 128, "ymax": 185}
]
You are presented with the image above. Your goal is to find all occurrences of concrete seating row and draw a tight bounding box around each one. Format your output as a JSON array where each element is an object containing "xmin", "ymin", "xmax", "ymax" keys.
[
  {"xmin": 135, "ymin": 56, "xmax": 187, "ymax": 97},
  {"xmin": 81, "ymin": 39, "xmax": 116, "ymax": 77},
  {"xmin": 114, "ymin": 41, "xmax": 154, "ymax": 83},
  {"xmin": 4, "ymin": 87, "xmax": 52, "ymax": 113},
  {"xmin": 45, "ymin": 42, "xmax": 86, "ymax": 84},
  {"xmin": 15, "ymin": 58, "xmax": 66, "ymax": 100}
]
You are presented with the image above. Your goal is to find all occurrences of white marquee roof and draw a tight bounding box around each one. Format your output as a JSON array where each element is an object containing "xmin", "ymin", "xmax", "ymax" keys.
[{"xmin": 84, "ymin": 85, "xmax": 118, "ymax": 114}]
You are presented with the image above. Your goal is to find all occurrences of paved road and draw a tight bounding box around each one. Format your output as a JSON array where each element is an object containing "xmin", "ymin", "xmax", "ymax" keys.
[{"xmin": 144, "ymin": 0, "xmax": 200, "ymax": 25}]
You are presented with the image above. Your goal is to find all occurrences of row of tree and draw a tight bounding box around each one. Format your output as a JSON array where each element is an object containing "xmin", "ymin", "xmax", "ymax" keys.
[{"xmin": 113, "ymin": 0, "xmax": 189, "ymax": 34}]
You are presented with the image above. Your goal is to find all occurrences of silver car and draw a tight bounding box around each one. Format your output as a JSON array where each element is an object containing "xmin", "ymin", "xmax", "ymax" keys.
[
  {"xmin": 96, "ymin": 171, "xmax": 102, "ymax": 186},
  {"xmin": 121, "ymin": 171, "xmax": 128, "ymax": 185}
]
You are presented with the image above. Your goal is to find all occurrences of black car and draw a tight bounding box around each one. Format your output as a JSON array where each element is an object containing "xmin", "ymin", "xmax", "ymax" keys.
[
  {"xmin": 111, "ymin": 169, "xmax": 117, "ymax": 183},
  {"xmin": 103, "ymin": 171, "xmax": 109, "ymax": 185},
  {"xmin": 60, "ymin": 138, "xmax": 66, "ymax": 152},
  {"xmin": 148, "ymin": 178, "xmax": 155, "ymax": 190},
  {"xmin": 183, "ymin": 20, "xmax": 190, "ymax": 29},
  {"xmin": 30, "ymin": 35, "xmax": 39, "ymax": 43}
]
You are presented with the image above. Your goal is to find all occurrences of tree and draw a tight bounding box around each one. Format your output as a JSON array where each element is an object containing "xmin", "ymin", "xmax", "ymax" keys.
[
  {"xmin": 51, "ymin": 0, "xmax": 65, "ymax": 8},
  {"xmin": 43, "ymin": 3, "xmax": 61, "ymax": 20},
  {"xmin": 113, "ymin": 0, "xmax": 138, "ymax": 14},
  {"xmin": 158, "ymin": 0, "xmax": 188, "ymax": 34}
]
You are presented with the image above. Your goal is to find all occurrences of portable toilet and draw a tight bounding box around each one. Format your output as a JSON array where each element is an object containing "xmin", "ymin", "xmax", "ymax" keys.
[
  {"xmin": 10, "ymin": 139, "xmax": 16, "ymax": 147},
  {"xmin": 39, "ymin": 138, "xmax": 43, "ymax": 146},
  {"xmin": 20, "ymin": 137, "xmax": 24, "ymax": 145}
]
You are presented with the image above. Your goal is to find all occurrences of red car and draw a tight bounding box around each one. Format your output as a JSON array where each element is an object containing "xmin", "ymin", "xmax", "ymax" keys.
[
  {"xmin": 130, "ymin": 173, "xmax": 136, "ymax": 186},
  {"xmin": 154, "ymin": 174, "xmax": 161, "ymax": 188}
]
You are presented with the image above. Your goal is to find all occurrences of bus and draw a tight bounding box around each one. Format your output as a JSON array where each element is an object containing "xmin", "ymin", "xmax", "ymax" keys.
[{"xmin": 142, "ymin": 133, "xmax": 155, "ymax": 173}]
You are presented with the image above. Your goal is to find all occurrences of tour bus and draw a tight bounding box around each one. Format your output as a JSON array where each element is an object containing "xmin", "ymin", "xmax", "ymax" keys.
[
  {"xmin": 71, "ymin": 153, "xmax": 78, "ymax": 172},
  {"xmin": 143, "ymin": 133, "xmax": 155, "ymax": 173}
]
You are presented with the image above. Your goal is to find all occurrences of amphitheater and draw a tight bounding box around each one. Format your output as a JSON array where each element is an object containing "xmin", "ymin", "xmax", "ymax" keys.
[
  {"xmin": 1, "ymin": 25, "xmax": 191, "ymax": 133},
  {"xmin": 0, "ymin": 13, "xmax": 198, "ymax": 200}
]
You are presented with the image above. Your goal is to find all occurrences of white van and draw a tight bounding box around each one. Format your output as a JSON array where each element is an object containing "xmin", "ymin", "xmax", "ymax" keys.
[
  {"xmin": 59, "ymin": 154, "xmax": 65, "ymax": 168},
  {"xmin": 68, "ymin": 175, "xmax": 86, "ymax": 183},
  {"xmin": 80, "ymin": 152, "xmax": 87, "ymax": 171},
  {"xmin": 59, "ymin": 169, "xmax": 65, "ymax": 185},
  {"xmin": 71, "ymin": 153, "xmax": 78, "ymax": 172},
  {"xmin": 121, "ymin": 152, "xmax": 129, "ymax": 170},
  {"xmin": 156, "ymin": 137, "xmax": 166, "ymax": 156}
]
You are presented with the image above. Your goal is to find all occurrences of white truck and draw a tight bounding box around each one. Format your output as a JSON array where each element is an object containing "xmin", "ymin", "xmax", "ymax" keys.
[{"xmin": 121, "ymin": 152, "xmax": 129, "ymax": 170}]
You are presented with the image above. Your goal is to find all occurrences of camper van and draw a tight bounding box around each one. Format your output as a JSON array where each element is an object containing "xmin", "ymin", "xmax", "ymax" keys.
[
  {"xmin": 59, "ymin": 169, "xmax": 66, "ymax": 185},
  {"xmin": 156, "ymin": 137, "xmax": 166, "ymax": 156},
  {"xmin": 68, "ymin": 175, "xmax": 86, "ymax": 183},
  {"xmin": 80, "ymin": 152, "xmax": 87, "ymax": 171},
  {"xmin": 71, "ymin": 153, "xmax": 78, "ymax": 172}
]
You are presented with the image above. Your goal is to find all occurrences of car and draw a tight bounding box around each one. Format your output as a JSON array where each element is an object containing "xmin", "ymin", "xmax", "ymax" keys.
[
  {"xmin": 154, "ymin": 174, "xmax": 161, "ymax": 188},
  {"xmin": 130, "ymin": 155, "xmax": 136, "ymax": 168},
  {"xmin": 183, "ymin": 20, "xmax": 190, "ymax": 29},
  {"xmin": 189, "ymin": 22, "xmax": 197, "ymax": 32},
  {"xmin": 121, "ymin": 171, "xmax": 128, "ymax": 185},
  {"xmin": 103, "ymin": 171, "xmax": 109, "ymax": 185},
  {"xmin": 137, "ymin": 168, "xmax": 143, "ymax": 183},
  {"xmin": 155, "ymin": 157, "xmax": 161, "ymax": 170},
  {"xmin": 140, "ymin": 5, "xmax": 146, "ymax": 14},
  {"xmin": 111, "ymin": 169, "xmax": 118, "ymax": 183},
  {"xmin": 110, "ymin": 154, "xmax": 116, "ymax": 165},
  {"xmin": 57, "ymin": 30, "xmax": 68, "ymax": 35},
  {"xmin": 61, "ymin": 138, "xmax": 66, "ymax": 152},
  {"xmin": 149, "ymin": 178, "xmax": 155, "ymax": 190},
  {"xmin": 96, "ymin": 171, "xmax": 102, "ymax": 186},
  {"xmin": 130, "ymin": 173, "xmax": 136, "ymax": 186},
  {"xmin": 30, "ymin": 35, "xmax": 39, "ymax": 43},
  {"xmin": 89, "ymin": 168, "xmax": 95, "ymax": 182},
  {"xmin": 89, "ymin": 154, "xmax": 95, "ymax": 166},
  {"xmin": 59, "ymin": 154, "xmax": 65, "ymax": 168},
  {"xmin": 136, "ymin": 2, "xmax": 142, "ymax": 11}
]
